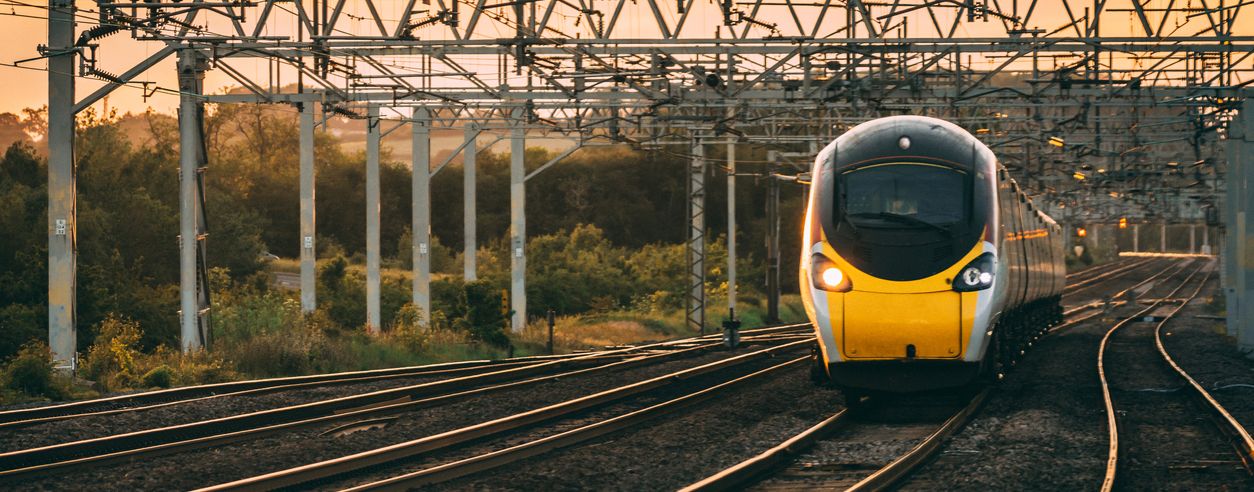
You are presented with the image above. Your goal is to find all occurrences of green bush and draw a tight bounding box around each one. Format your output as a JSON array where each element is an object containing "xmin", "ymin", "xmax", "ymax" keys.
[
  {"xmin": 2, "ymin": 341, "xmax": 65, "ymax": 400},
  {"xmin": 212, "ymin": 289, "xmax": 337, "ymax": 376},
  {"xmin": 0, "ymin": 305, "xmax": 43, "ymax": 362},
  {"xmin": 397, "ymin": 230, "xmax": 458, "ymax": 274},
  {"xmin": 81, "ymin": 315, "xmax": 238, "ymax": 392},
  {"xmin": 81, "ymin": 315, "xmax": 144, "ymax": 387},
  {"xmin": 389, "ymin": 303, "xmax": 428, "ymax": 351},
  {"xmin": 141, "ymin": 365, "xmax": 174, "ymax": 388},
  {"xmin": 456, "ymin": 281, "xmax": 510, "ymax": 348},
  {"xmin": 222, "ymin": 328, "xmax": 327, "ymax": 377}
]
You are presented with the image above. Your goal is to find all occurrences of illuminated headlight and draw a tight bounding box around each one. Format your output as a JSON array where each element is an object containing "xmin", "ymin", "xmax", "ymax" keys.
[
  {"xmin": 953, "ymin": 253, "xmax": 996, "ymax": 292},
  {"xmin": 812, "ymin": 254, "xmax": 852, "ymax": 292}
]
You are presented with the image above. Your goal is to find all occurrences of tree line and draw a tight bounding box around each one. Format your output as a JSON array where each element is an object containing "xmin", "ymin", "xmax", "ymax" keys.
[{"xmin": 0, "ymin": 104, "xmax": 806, "ymax": 360}]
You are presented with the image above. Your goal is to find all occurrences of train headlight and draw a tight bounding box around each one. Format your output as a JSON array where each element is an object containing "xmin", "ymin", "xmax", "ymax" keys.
[
  {"xmin": 953, "ymin": 253, "xmax": 995, "ymax": 292},
  {"xmin": 822, "ymin": 266, "xmax": 844, "ymax": 287},
  {"xmin": 812, "ymin": 254, "xmax": 852, "ymax": 292}
]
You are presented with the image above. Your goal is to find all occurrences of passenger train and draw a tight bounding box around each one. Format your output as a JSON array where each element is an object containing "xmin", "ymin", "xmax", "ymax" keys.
[{"xmin": 800, "ymin": 115, "xmax": 1065, "ymax": 400}]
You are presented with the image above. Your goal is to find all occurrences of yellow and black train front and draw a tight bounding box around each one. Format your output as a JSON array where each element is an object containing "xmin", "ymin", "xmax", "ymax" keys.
[{"xmin": 802, "ymin": 116, "xmax": 1012, "ymax": 393}]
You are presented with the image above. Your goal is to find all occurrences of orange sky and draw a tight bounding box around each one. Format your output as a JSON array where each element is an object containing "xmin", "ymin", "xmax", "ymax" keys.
[{"xmin": 1, "ymin": 1, "xmax": 1249, "ymax": 117}]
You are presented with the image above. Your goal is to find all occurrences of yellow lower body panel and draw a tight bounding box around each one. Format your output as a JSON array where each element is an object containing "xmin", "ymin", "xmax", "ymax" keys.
[{"xmin": 842, "ymin": 291, "xmax": 962, "ymax": 359}]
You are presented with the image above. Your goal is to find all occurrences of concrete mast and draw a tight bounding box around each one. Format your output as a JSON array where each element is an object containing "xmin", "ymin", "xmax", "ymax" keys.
[
  {"xmin": 463, "ymin": 124, "xmax": 478, "ymax": 281},
  {"xmin": 177, "ymin": 49, "xmax": 208, "ymax": 352},
  {"xmin": 510, "ymin": 109, "xmax": 527, "ymax": 332},
  {"xmin": 365, "ymin": 105, "xmax": 381, "ymax": 333},
  {"xmin": 299, "ymin": 100, "xmax": 317, "ymax": 313},
  {"xmin": 412, "ymin": 108, "xmax": 432, "ymax": 322},
  {"xmin": 47, "ymin": 0, "xmax": 77, "ymax": 367}
]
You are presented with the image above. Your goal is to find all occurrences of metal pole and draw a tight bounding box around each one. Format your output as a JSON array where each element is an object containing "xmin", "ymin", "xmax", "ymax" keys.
[
  {"xmin": 1224, "ymin": 96, "xmax": 1253, "ymax": 351},
  {"xmin": 1190, "ymin": 223, "xmax": 1196, "ymax": 254},
  {"xmin": 412, "ymin": 108, "xmax": 432, "ymax": 322},
  {"xmin": 464, "ymin": 124, "xmax": 478, "ymax": 281},
  {"xmin": 365, "ymin": 105, "xmax": 382, "ymax": 333},
  {"xmin": 1133, "ymin": 223, "xmax": 1140, "ymax": 252},
  {"xmin": 766, "ymin": 154, "xmax": 781, "ymax": 323},
  {"xmin": 1160, "ymin": 221, "xmax": 1167, "ymax": 252},
  {"xmin": 47, "ymin": 0, "xmax": 76, "ymax": 368},
  {"xmin": 510, "ymin": 108, "xmax": 527, "ymax": 333},
  {"xmin": 687, "ymin": 136, "xmax": 706, "ymax": 335},
  {"xmin": 546, "ymin": 309, "xmax": 555, "ymax": 355},
  {"xmin": 177, "ymin": 50, "xmax": 205, "ymax": 352},
  {"xmin": 299, "ymin": 101, "xmax": 316, "ymax": 314},
  {"xmin": 1091, "ymin": 223, "xmax": 1100, "ymax": 257},
  {"xmin": 727, "ymin": 136, "xmax": 737, "ymax": 316}
]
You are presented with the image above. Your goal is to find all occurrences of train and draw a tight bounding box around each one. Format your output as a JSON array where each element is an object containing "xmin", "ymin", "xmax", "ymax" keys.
[{"xmin": 800, "ymin": 115, "xmax": 1065, "ymax": 401}]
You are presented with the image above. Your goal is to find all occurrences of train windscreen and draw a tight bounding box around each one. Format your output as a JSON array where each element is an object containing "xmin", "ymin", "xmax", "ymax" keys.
[{"xmin": 839, "ymin": 163, "xmax": 969, "ymax": 232}]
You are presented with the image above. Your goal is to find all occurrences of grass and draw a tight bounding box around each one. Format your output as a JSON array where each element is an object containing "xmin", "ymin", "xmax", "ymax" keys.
[
  {"xmin": 0, "ymin": 283, "xmax": 807, "ymax": 406},
  {"xmin": 267, "ymin": 258, "xmax": 453, "ymax": 283},
  {"xmin": 517, "ymin": 318, "xmax": 666, "ymax": 352},
  {"xmin": 515, "ymin": 294, "xmax": 807, "ymax": 354}
]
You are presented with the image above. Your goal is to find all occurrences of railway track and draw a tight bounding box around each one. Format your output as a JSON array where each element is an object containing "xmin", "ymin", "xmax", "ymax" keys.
[
  {"xmin": 1063, "ymin": 257, "xmax": 1164, "ymax": 298},
  {"xmin": 290, "ymin": 258, "xmax": 1165, "ymax": 492},
  {"xmin": 676, "ymin": 261, "xmax": 1189, "ymax": 491},
  {"xmin": 11, "ymin": 260, "xmax": 1229, "ymax": 491},
  {"xmin": 1052, "ymin": 257, "xmax": 1194, "ymax": 334},
  {"xmin": 1065, "ymin": 258, "xmax": 1143, "ymax": 283},
  {"xmin": 193, "ymin": 338, "xmax": 815, "ymax": 491},
  {"xmin": 0, "ymin": 324, "xmax": 803, "ymax": 430},
  {"xmin": 0, "ymin": 359, "xmax": 563, "ymax": 430},
  {"xmin": 680, "ymin": 389, "xmax": 988, "ymax": 491},
  {"xmin": 1098, "ymin": 259, "xmax": 1254, "ymax": 491},
  {"xmin": 0, "ymin": 325, "xmax": 811, "ymax": 482}
]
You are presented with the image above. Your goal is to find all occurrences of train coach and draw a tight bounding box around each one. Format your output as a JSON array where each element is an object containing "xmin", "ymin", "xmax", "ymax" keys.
[{"xmin": 800, "ymin": 115, "xmax": 1065, "ymax": 401}]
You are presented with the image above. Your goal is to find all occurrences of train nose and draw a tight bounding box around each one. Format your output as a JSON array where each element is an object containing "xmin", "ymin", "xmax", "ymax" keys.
[{"xmin": 841, "ymin": 291, "xmax": 963, "ymax": 359}]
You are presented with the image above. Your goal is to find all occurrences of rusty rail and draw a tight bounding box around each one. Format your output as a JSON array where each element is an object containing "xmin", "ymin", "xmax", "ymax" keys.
[
  {"xmin": 195, "ymin": 339, "xmax": 813, "ymax": 491},
  {"xmin": 0, "ymin": 324, "xmax": 809, "ymax": 480},
  {"xmin": 0, "ymin": 323, "xmax": 805, "ymax": 428},
  {"xmin": 343, "ymin": 357, "xmax": 812, "ymax": 491},
  {"xmin": 1097, "ymin": 260, "xmax": 1204, "ymax": 492}
]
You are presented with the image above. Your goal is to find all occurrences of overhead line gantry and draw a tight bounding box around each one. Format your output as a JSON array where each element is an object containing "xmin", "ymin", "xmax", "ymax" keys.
[{"xmin": 34, "ymin": 0, "xmax": 1254, "ymax": 367}]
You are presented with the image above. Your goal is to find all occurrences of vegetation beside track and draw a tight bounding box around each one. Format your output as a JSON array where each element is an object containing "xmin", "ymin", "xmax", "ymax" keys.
[
  {"xmin": 1, "ymin": 289, "xmax": 804, "ymax": 406},
  {"xmin": 0, "ymin": 106, "xmax": 807, "ymax": 405}
]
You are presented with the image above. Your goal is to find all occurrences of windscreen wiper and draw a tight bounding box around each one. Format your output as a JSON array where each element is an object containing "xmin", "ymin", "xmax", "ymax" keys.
[
  {"xmin": 837, "ymin": 213, "xmax": 861, "ymax": 237},
  {"xmin": 848, "ymin": 212, "xmax": 953, "ymax": 236}
]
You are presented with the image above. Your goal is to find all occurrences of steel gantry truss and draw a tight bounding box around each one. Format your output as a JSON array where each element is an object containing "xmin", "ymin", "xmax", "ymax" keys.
[{"xmin": 35, "ymin": 0, "xmax": 1254, "ymax": 365}]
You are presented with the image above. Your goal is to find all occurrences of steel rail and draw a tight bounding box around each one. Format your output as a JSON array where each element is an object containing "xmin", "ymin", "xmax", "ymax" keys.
[
  {"xmin": 0, "ymin": 359, "xmax": 604, "ymax": 473},
  {"xmin": 1152, "ymin": 266, "xmax": 1254, "ymax": 472},
  {"xmin": 679, "ymin": 410, "xmax": 852, "ymax": 492},
  {"xmin": 1066, "ymin": 258, "xmax": 1135, "ymax": 281},
  {"xmin": 0, "ymin": 339, "xmax": 748, "ymax": 481},
  {"xmin": 195, "ymin": 338, "xmax": 814, "ymax": 492},
  {"xmin": 1097, "ymin": 257, "xmax": 1192, "ymax": 303},
  {"xmin": 0, "ymin": 359, "xmax": 508, "ymax": 424},
  {"xmin": 1049, "ymin": 308, "xmax": 1114, "ymax": 334},
  {"xmin": 680, "ymin": 389, "xmax": 989, "ymax": 491},
  {"xmin": 0, "ymin": 322, "xmax": 803, "ymax": 427},
  {"xmin": 1063, "ymin": 258, "xmax": 1162, "ymax": 295},
  {"xmin": 684, "ymin": 260, "xmax": 1180, "ymax": 492},
  {"xmin": 0, "ymin": 324, "xmax": 809, "ymax": 477},
  {"xmin": 1053, "ymin": 258, "xmax": 1194, "ymax": 334},
  {"xmin": 1098, "ymin": 260, "xmax": 1205, "ymax": 492},
  {"xmin": 845, "ymin": 389, "xmax": 991, "ymax": 491},
  {"xmin": 0, "ymin": 359, "xmax": 550, "ymax": 430},
  {"xmin": 341, "ymin": 356, "xmax": 813, "ymax": 491}
]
